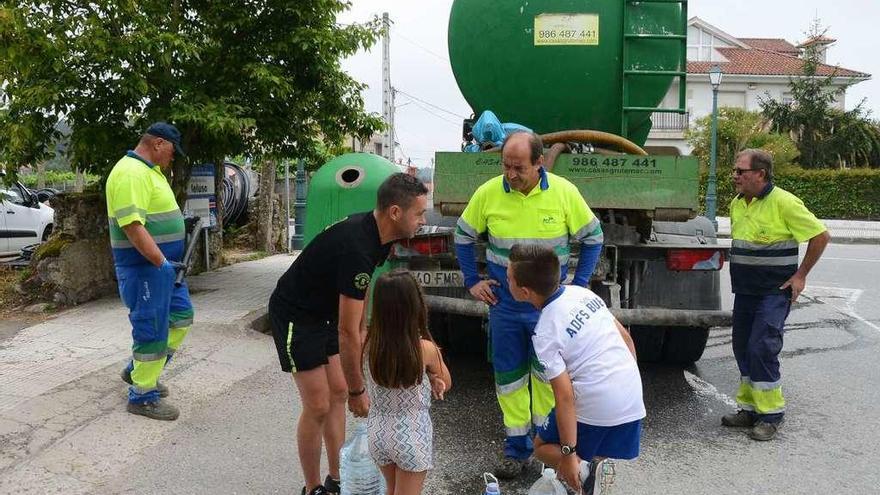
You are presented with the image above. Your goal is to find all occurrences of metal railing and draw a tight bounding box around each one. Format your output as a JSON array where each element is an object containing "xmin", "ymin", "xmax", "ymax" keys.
[{"xmin": 650, "ymin": 111, "xmax": 690, "ymax": 130}]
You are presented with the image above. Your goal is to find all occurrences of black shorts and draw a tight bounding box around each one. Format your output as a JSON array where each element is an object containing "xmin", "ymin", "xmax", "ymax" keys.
[{"xmin": 269, "ymin": 310, "xmax": 338, "ymax": 373}]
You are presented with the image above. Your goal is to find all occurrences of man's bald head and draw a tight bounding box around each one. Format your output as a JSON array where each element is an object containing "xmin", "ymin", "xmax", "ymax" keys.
[
  {"xmin": 501, "ymin": 131, "xmax": 543, "ymax": 165},
  {"xmin": 500, "ymin": 131, "xmax": 544, "ymax": 194}
]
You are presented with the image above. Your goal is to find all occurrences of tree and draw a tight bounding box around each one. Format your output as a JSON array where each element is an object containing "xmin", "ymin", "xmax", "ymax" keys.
[
  {"xmin": 686, "ymin": 107, "xmax": 799, "ymax": 171},
  {"xmin": 759, "ymin": 22, "xmax": 880, "ymax": 168},
  {"xmin": 0, "ymin": 0, "xmax": 385, "ymax": 193}
]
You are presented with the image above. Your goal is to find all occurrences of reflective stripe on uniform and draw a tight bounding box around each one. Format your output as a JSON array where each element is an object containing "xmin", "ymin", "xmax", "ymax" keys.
[
  {"xmin": 487, "ymin": 243, "xmax": 571, "ymax": 268},
  {"xmin": 133, "ymin": 351, "xmax": 168, "ymax": 362},
  {"xmin": 731, "ymin": 239, "xmax": 799, "ymax": 251},
  {"xmin": 169, "ymin": 317, "xmax": 193, "ymax": 329},
  {"xmin": 496, "ymin": 375, "xmax": 529, "ymax": 396},
  {"xmin": 110, "ymin": 231, "xmax": 186, "ymax": 249},
  {"xmin": 506, "ymin": 425, "xmax": 532, "ymax": 437},
  {"xmin": 454, "ymin": 219, "xmax": 480, "ymax": 245},
  {"xmin": 729, "ymin": 254, "xmax": 799, "ymax": 266},
  {"xmin": 532, "ymin": 414, "xmax": 549, "ymax": 428},
  {"xmin": 572, "ymin": 217, "xmax": 604, "ymax": 245},
  {"xmin": 113, "ymin": 205, "xmax": 148, "ymax": 221}
]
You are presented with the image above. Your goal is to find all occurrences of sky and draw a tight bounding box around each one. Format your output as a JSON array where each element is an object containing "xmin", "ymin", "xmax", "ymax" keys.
[{"xmin": 338, "ymin": 1, "xmax": 880, "ymax": 169}]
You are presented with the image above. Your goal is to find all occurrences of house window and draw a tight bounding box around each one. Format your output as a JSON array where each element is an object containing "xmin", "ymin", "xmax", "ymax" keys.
[
  {"xmin": 687, "ymin": 29, "xmax": 728, "ymax": 62},
  {"xmin": 782, "ymin": 93, "xmax": 794, "ymax": 105},
  {"xmin": 374, "ymin": 142, "xmax": 383, "ymax": 155}
]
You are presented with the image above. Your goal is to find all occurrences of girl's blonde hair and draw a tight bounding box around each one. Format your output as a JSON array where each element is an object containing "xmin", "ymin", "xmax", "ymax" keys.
[{"xmin": 365, "ymin": 269, "xmax": 433, "ymax": 388}]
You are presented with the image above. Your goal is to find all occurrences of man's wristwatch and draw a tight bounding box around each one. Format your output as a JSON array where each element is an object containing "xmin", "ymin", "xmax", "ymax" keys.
[{"xmin": 560, "ymin": 444, "xmax": 577, "ymax": 456}]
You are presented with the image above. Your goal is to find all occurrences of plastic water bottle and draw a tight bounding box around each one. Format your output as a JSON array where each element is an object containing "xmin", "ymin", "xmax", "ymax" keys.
[
  {"xmin": 483, "ymin": 472, "xmax": 501, "ymax": 494},
  {"xmin": 340, "ymin": 422, "xmax": 386, "ymax": 495},
  {"xmin": 527, "ymin": 468, "xmax": 567, "ymax": 495},
  {"xmin": 579, "ymin": 460, "xmax": 593, "ymax": 493}
]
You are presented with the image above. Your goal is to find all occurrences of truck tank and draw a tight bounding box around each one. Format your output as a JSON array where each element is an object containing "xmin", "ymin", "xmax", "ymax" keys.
[
  {"xmin": 448, "ymin": 0, "xmax": 684, "ymax": 145},
  {"xmin": 392, "ymin": 0, "xmax": 732, "ymax": 364}
]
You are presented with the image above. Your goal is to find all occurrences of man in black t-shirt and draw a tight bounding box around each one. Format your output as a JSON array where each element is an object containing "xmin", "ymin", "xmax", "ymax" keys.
[{"xmin": 268, "ymin": 173, "xmax": 428, "ymax": 495}]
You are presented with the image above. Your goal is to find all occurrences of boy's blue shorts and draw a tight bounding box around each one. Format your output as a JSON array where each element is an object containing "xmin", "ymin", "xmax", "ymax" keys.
[{"xmin": 536, "ymin": 408, "xmax": 642, "ymax": 460}]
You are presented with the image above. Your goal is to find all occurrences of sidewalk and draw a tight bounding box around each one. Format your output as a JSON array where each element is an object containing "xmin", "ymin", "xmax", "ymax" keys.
[
  {"xmin": 0, "ymin": 254, "xmax": 295, "ymax": 494},
  {"xmin": 716, "ymin": 216, "xmax": 880, "ymax": 244}
]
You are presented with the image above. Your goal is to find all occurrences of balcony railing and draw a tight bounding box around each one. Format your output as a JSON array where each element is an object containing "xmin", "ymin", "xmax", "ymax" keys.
[{"xmin": 650, "ymin": 111, "xmax": 690, "ymax": 131}]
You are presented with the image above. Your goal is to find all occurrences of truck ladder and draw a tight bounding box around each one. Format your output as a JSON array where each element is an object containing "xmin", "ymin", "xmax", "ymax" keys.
[{"xmin": 621, "ymin": 0, "xmax": 689, "ymax": 138}]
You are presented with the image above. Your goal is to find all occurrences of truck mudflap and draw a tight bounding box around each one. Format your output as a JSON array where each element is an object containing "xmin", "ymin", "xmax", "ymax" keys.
[{"xmin": 425, "ymin": 295, "xmax": 732, "ymax": 328}]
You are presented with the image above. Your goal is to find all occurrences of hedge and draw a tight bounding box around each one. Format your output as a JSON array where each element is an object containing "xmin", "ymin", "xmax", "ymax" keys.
[
  {"xmin": 699, "ymin": 167, "xmax": 880, "ymax": 220},
  {"xmin": 17, "ymin": 171, "xmax": 100, "ymax": 189}
]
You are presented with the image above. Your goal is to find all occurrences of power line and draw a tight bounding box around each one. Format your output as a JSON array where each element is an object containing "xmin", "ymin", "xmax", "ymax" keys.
[
  {"xmin": 402, "ymin": 99, "xmax": 462, "ymax": 127},
  {"xmin": 392, "ymin": 28, "xmax": 450, "ymax": 63},
  {"xmin": 395, "ymin": 88, "xmax": 468, "ymax": 120},
  {"xmin": 393, "ymin": 126, "xmax": 408, "ymax": 163}
]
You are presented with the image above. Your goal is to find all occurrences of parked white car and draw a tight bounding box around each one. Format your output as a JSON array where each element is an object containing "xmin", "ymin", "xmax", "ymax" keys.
[{"xmin": 1, "ymin": 172, "xmax": 55, "ymax": 257}]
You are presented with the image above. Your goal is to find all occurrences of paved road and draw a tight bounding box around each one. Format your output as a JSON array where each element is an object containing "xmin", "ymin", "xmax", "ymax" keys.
[
  {"xmin": 426, "ymin": 243, "xmax": 880, "ymax": 494},
  {"xmin": 1, "ymin": 245, "xmax": 877, "ymax": 494}
]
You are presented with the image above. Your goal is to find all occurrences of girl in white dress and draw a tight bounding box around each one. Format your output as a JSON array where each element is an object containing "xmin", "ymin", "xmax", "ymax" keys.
[{"xmin": 364, "ymin": 269, "xmax": 452, "ymax": 495}]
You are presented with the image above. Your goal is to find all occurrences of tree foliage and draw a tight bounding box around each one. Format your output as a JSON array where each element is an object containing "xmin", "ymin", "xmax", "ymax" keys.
[
  {"xmin": 686, "ymin": 107, "xmax": 799, "ymax": 171},
  {"xmin": 759, "ymin": 25, "xmax": 880, "ymax": 168},
  {"xmin": 0, "ymin": 0, "xmax": 385, "ymax": 189}
]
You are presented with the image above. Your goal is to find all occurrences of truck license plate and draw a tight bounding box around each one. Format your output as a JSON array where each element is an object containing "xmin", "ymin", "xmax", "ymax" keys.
[{"xmin": 411, "ymin": 270, "xmax": 463, "ymax": 288}]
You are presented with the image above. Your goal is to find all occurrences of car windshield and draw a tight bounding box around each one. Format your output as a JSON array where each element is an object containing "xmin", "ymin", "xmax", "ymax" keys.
[{"xmin": 1, "ymin": 186, "xmax": 25, "ymax": 205}]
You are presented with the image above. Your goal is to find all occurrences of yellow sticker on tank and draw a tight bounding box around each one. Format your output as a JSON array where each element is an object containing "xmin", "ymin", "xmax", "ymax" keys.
[{"xmin": 534, "ymin": 14, "xmax": 599, "ymax": 46}]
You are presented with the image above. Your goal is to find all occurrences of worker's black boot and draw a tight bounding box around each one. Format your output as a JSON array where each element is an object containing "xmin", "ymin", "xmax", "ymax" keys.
[{"xmin": 126, "ymin": 400, "xmax": 180, "ymax": 421}]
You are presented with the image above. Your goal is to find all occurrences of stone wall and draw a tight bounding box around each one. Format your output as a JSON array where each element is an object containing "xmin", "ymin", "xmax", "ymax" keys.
[{"xmin": 19, "ymin": 192, "xmax": 117, "ymax": 305}]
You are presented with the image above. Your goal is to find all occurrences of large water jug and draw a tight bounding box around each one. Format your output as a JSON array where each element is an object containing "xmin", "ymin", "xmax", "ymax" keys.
[
  {"xmin": 340, "ymin": 422, "xmax": 386, "ymax": 495},
  {"xmin": 527, "ymin": 468, "xmax": 567, "ymax": 495},
  {"xmin": 482, "ymin": 472, "xmax": 501, "ymax": 494}
]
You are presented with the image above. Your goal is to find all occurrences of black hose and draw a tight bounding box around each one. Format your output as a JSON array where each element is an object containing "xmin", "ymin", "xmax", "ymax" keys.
[{"xmin": 219, "ymin": 162, "xmax": 254, "ymax": 227}]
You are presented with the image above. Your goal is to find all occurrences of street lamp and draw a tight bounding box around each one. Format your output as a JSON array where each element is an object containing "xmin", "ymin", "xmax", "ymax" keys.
[{"xmin": 706, "ymin": 65, "xmax": 723, "ymax": 230}]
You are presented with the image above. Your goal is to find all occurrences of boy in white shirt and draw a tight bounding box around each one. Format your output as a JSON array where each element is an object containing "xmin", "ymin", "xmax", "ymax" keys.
[{"xmin": 506, "ymin": 243, "xmax": 645, "ymax": 494}]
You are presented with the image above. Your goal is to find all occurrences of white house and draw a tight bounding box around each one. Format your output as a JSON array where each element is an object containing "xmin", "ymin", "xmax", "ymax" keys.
[{"xmin": 645, "ymin": 17, "xmax": 871, "ymax": 155}]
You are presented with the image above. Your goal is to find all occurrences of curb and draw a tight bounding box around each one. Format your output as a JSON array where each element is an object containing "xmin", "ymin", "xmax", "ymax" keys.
[{"xmin": 239, "ymin": 306, "xmax": 271, "ymax": 335}]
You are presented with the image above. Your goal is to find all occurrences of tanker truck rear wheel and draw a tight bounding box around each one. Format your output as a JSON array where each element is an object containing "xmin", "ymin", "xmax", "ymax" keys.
[
  {"xmin": 661, "ymin": 327, "xmax": 710, "ymax": 364},
  {"xmin": 629, "ymin": 326, "xmax": 710, "ymax": 364},
  {"xmin": 629, "ymin": 326, "xmax": 665, "ymax": 363}
]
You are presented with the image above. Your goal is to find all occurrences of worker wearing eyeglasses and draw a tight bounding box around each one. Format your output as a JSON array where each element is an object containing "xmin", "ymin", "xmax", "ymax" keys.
[{"xmin": 721, "ymin": 149, "xmax": 830, "ymax": 441}]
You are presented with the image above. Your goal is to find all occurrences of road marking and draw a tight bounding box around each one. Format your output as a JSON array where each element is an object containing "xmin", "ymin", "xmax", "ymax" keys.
[
  {"xmin": 683, "ymin": 286, "xmax": 876, "ymax": 413},
  {"xmin": 684, "ymin": 370, "xmax": 738, "ymax": 409},
  {"xmin": 804, "ymin": 286, "xmax": 880, "ymax": 333}
]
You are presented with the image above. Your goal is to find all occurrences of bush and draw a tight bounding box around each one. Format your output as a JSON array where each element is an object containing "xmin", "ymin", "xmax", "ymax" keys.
[
  {"xmin": 700, "ymin": 167, "xmax": 880, "ymax": 220},
  {"xmin": 687, "ymin": 108, "xmax": 800, "ymax": 173},
  {"xmin": 18, "ymin": 171, "xmax": 100, "ymax": 188}
]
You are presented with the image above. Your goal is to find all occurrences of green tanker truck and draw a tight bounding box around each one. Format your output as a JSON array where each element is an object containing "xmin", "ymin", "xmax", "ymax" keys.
[{"xmin": 390, "ymin": 0, "xmax": 731, "ymax": 363}]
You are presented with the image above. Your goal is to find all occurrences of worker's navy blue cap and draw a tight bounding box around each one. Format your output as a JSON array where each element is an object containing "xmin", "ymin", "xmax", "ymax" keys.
[{"xmin": 146, "ymin": 122, "xmax": 186, "ymax": 157}]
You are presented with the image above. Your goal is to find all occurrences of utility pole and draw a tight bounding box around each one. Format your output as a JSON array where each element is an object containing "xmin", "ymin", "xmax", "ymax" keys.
[
  {"xmin": 390, "ymin": 87, "xmax": 396, "ymax": 163},
  {"xmin": 381, "ymin": 12, "xmax": 394, "ymax": 162}
]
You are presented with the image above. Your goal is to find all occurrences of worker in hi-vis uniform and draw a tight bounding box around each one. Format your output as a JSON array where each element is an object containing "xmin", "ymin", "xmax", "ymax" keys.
[
  {"xmin": 455, "ymin": 130, "xmax": 603, "ymax": 478},
  {"xmin": 722, "ymin": 148, "xmax": 829, "ymax": 441},
  {"xmin": 106, "ymin": 122, "xmax": 193, "ymax": 421}
]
